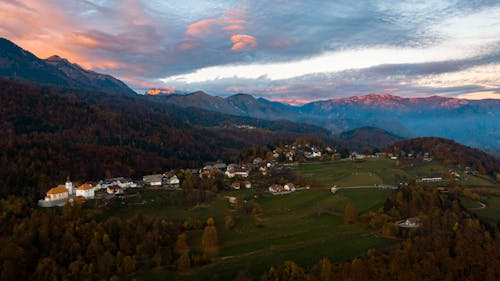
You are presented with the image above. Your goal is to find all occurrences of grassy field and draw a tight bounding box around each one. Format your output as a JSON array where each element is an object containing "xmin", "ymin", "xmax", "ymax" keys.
[
  {"xmin": 470, "ymin": 196, "xmax": 500, "ymax": 222},
  {"xmin": 292, "ymin": 158, "xmax": 495, "ymax": 188},
  {"xmin": 118, "ymin": 158, "xmax": 494, "ymax": 280},
  {"xmin": 125, "ymin": 188, "xmax": 394, "ymax": 280}
]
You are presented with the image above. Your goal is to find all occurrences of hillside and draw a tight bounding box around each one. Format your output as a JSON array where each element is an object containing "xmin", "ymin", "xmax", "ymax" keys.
[
  {"xmin": 0, "ymin": 79, "xmax": 328, "ymax": 197},
  {"xmin": 335, "ymin": 126, "xmax": 404, "ymax": 151},
  {"xmin": 0, "ymin": 38, "xmax": 136, "ymax": 95},
  {"xmin": 388, "ymin": 137, "xmax": 500, "ymax": 177}
]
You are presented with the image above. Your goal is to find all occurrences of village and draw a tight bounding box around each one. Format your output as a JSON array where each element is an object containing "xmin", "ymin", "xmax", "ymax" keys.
[{"xmin": 38, "ymin": 141, "xmax": 477, "ymax": 208}]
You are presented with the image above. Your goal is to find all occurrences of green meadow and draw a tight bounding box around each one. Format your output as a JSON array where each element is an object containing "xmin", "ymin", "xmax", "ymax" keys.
[{"xmin": 130, "ymin": 188, "xmax": 394, "ymax": 280}]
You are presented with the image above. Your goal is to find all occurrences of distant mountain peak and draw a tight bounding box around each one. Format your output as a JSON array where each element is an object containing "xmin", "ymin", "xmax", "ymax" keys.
[{"xmin": 145, "ymin": 88, "xmax": 176, "ymax": 95}]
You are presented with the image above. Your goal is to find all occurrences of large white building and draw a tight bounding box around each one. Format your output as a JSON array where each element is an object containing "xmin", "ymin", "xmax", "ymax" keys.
[
  {"xmin": 38, "ymin": 186, "xmax": 69, "ymax": 207},
  {"xmin": 76, "ymin": 184, "xmax": 95, "ymax": 199}
]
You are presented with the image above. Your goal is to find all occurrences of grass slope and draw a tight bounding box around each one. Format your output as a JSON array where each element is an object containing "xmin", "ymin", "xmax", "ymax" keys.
[
  {"xmin": 123, "ymin": 188, "xmax": 394, "ymax": 280},
  {"xmin": 293, "ymin": 158, "xmax": 495, "ymax": 188}
]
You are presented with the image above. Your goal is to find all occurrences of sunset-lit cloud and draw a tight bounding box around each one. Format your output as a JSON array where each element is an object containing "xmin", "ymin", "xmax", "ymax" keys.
[
  {"xmin": 1, "ymin": 1, "xmax": 499, "ymax": 101},
  {"xmin": 230, "ymin": 34, "xmax": 257, "ymax": 51}
]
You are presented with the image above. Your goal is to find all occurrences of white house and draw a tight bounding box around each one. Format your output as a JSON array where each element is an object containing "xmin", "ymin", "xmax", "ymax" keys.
[
  {"xmin": 225, "ymin": 166, "xmax": 249, "ymax": 178},
  {"xmin": 76, "ymin": 184, "xmax": 95, "ymax": 199},
  {"xmin": 397, "ymin": 217, "xmax": 421, "ymax": 228},
  {"xmin": 165, "ymin": 175, "xmax": 180, "ymax": 186},
  {"xmin": 143, "ymin": 174, "xmax": 164, "ymax": 186},
  {"xmin": 284, "ymin": 183, "xmax": 296, "ymax": 191}
]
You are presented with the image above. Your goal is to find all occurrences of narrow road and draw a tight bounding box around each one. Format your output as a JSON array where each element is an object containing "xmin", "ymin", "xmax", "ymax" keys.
[{"xmin": 334, "ymin": 185, "xmax": 398, "ymax": 190}]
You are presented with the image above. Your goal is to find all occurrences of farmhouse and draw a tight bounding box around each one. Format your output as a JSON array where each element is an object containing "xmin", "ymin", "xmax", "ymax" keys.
[
  {"xmin": 107, "ymin": 185, "xmax": 124, "ymax": 195},
  {"xmin": 416, "ymin": 177, "xmax": 443, "ymax": 183},
  {"xmin": 397, "ymin": 217, "xmax": 421, "ymax": 228},
  {"xmin": 268, "ymin": 184, "xmax": 284, "ymax": 193},
  {"xmin": 243, "ymin": 181, "xmax": 252, "ymax": 189},
  {"xmin": 225, "ymin": 166, "xmax": 249, "ymax": 178},
  {"xmin": 76, "ymin": 184, "xmax": 95, "ymax": 199},
  {"xmin": 143, "ymin": 174, "xmax": 164, "ymax": 186},
  {"xmin": 284, "ymin": 183, "xmax": 296, "ymax": 191},
  {"xmin": 231, "ymin": 182, "xmax": 241, "ymax": 190},
  {"xmin": 165, "ymin": 175, "xmax": 180, "ymax": 186}
]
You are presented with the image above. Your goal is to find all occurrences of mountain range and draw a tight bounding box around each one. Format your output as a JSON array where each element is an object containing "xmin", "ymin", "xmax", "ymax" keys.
[
  {"xmin": 1, "ymin": 36, "xmax": 499, "ymax": 155},
  {"xmin": 0, "ymin": 38, "xmax": 136, "ymax": 95},
  {"xmin": 147, "ymin": 91, "xmax": 500, "ymax": 154}
]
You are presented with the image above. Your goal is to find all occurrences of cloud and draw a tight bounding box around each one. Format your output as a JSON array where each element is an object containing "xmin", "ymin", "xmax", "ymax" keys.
[
  {"xmin": 230, "ymin": 34, "xmax": 257, "ymax": 51},
  {"xmin": 1, "ymin": 0, "xmax": 500, "ymax": 100},
  {"xmin": 185, "ymin": 8, "xmax": 248, "ymax": 37}
]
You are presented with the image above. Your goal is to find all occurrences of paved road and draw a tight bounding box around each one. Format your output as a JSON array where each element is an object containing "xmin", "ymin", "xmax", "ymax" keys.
[{"xmin": 333, "ymin": 185, "xmax": 398, "ymax": 190}]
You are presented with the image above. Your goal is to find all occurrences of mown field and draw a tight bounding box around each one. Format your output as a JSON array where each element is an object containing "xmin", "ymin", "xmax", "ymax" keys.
[
  {"xmin": 466, "ymin": 196, "xmax": 500, "ymax": 223},
  {"xmin": 292, "ymin": 158, "xmax": 495, "ymax": 188},
  {"xmin": 112, "ymin": 187, "xmax": 395, "ymax": 280}
]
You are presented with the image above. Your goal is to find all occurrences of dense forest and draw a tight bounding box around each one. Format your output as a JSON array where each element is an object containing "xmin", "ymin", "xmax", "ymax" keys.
[
  {"xmin": 0, "ymin": 79, "xmax": 328, "ymax": 197},
  {"xmin": 388, "ymin": 137, "xmax": 500, "ymax": 177}
]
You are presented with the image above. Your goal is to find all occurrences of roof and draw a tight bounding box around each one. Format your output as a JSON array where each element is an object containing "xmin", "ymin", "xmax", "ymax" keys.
[
  {"xmin": 143, "ymin": 174, "xmax": 164, "ymax": 181},
  {"xmin": 47, "ymin": 186, "xmax": 69, "ymax": 195},
  {"xmin": 77, "ymin": 184, "xmax": 93, "ymax": 190}
]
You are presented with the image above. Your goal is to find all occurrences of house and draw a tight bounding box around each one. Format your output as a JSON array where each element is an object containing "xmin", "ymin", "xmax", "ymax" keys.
[
  {"xmin": 416, "ymin": 177, "xmax": 443, "ymax": 183},
  {"xmin": 253, "ymin": 157, "xmax": 263, "ymax": 165},
  {"xmin": 397, "ymin": 217, "xmax": 421, "ymax": 228},
  {"xmin": 242, "ymin": 181, "xmax": 252, "ymax": 189},
  {"xmin": 143, "ymin": 174, "xmax": 164, "ymax": 186},
  {"xmin": 330, "ymin": 186, "xmax": 338, "ymax": 193},
  {"xmin": 231, "ymin": 182, "xmax": 241, "ymax": 190},
  {"xmin": 96, "ymin": 177, "xmax": 135, "ymax": 189},
  {"xmin": 268, "ymin": 184, "xmax": 284, "ymax": 193},
  {"xmin": 225, "ymin": 166, "xmax": 249, "ymax": 178},
  {"xmin": 107, "ymin": 185, "xmax": 124, "ymax": 195},
  {"xmin": 76, "ymin": 184, "xmax": 95, "ymax": 199},
  {"xmin": 226, "ymin": 196, "xmax": 238, "ymax": 205},
  {"xmin": 38, "ymin": 186, "xmax": 69, "ymax": 207},
  {"xmin": 165, "ymin": 175, "xmax": 180, "ymax": 186},
  {"xmin": 284, "ymin": 183, "xmax": 296, "ymax": 191}
]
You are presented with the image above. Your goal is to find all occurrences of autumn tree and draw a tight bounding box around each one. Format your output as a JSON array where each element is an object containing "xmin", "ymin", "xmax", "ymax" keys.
[
  {"xmin": 175, "ymin": 233, "xmax": 189, "ymax": 255},
  {"xmin": 176, "ymin": 252, "xmax": 191, "ymax": 273},
  {"xmin": 201, "ymin": 217, "xmax": 219, "ymax": 257},
  {"xmin": 343, "ymin": 203, "xmax": 358, "ymax": 224}
]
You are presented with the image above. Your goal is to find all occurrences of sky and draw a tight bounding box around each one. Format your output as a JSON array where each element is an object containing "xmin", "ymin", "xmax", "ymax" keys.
[{"xmin": 1, "ymin": 0, "xmax": 500, "ymax": 104}]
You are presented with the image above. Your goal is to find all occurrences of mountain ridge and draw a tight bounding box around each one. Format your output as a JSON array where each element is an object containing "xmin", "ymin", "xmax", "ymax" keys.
[{"xmin": 0, "ymin": 37, "xmax": 136, "ymax": 95}]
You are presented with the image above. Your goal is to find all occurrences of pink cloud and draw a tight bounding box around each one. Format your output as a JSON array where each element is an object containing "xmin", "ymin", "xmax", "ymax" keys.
[
  {"xmin": 186, "ymin": 18, "xmax": 247, "ymax": 37},
  {"xmin": 230, "ymin": 34, "xmax": 257, "ymax": 51},
  {"xmin": 174, "ymin": 40, "xmax": 200, "ymax": 51},
  {"xmin": 222, "ymin": 25, "xmax": 246, "ymax": 31}
]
